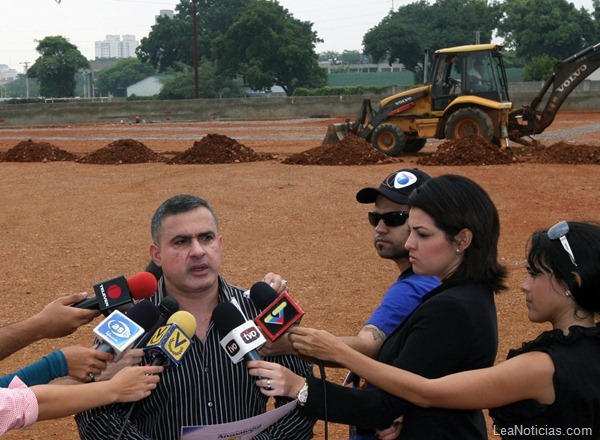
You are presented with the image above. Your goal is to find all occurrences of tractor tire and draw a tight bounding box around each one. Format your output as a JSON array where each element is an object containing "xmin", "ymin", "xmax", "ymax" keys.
[
  {"xmin": 403, "ymin": 138, "xmax": 427, "ymax": 154},
  {"xmin": 444, "ymin": 108, "xmax": 494, "ymax": 141},
  {"xmin": 371, "ymin": 124, "xmax": 405, "ymax": 157}
]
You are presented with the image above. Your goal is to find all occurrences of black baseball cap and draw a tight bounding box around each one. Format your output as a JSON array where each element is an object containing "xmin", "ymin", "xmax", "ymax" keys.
[{"xmin": 356, "ymin": 168, "xmax": 431, "ymax": 205}]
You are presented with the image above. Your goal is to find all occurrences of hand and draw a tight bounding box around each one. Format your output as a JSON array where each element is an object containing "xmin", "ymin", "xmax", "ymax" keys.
[
  {"xmin": 32, "ymin": 292, "xmax": 101, "ymax": 339},
  {"xmin": 287, "ymin": 327, "xmax": 348, "ymax": 363},
  {"xmin": 61, "ymin": 345, "xmax": 114, "ymax": 382},
  {"xmin": 259, "ymin": 333, "xmax": 297, "ymax": 357},
  {"xmin": 107, "ymin": 365, "xmax": 163, "ymax": 403},
  {"xmin": 376, "ymin": 416, "xmax": 403, "ymax": 440},
  {"xmin": 94, "ymin": 348, "xmax": 144, "ymax": 381},
  {"xmin": 262, "ymin": 272, "xmax": 289, "ymax": 294},
  {"xmin": 246, "ymin": 359, "xmax": 305, "ymax": 399}
]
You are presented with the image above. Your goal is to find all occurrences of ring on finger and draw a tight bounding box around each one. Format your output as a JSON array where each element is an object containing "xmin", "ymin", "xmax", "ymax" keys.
[
  {"xmin": 88, "ymin": 373, "xmax": 97, "ymax": 382},
  {"xmin": 264, "ymin": 379, "xmax": 273, "ymax": 390}
]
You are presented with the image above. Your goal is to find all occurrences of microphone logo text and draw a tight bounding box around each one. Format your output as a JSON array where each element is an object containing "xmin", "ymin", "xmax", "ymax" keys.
[{"xmin": 240, "ymin": 326, "xmax": 261, "ymax": 343}]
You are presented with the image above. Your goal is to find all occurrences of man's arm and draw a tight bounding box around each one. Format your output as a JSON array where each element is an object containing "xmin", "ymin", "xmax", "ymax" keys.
[
  {"xmin": 339, "ymin": 324, "xmax": 386, "ymax": 359},
  {"xmin": 260, "ymin": 324, "xmax": 386, "ymax": 364},
  {"xmin": 0, "ymin": 292, "xmax": 100, "ymax": 360}
]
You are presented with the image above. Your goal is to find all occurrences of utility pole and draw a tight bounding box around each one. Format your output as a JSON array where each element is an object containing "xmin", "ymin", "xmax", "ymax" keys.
[
  {"xmin": 192, "ymin": 0, "xmax": 199, "ymax": 99},
  {"xmin": 20, "ymin": 61, "xmax": 30, "ymax": 99},
  {"xmin": 475, "ymin": 31, "xmax": 481, "ymax": 44}
]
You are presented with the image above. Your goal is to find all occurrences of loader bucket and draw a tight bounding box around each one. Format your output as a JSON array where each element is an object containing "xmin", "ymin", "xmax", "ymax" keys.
[{"xmin": 322, "ymin": 123, "xmax": 347, "ymax": 145}]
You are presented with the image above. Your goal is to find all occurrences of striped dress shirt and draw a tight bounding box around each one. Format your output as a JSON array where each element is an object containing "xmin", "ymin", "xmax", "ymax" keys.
[{"xmin": 75, "ymin": 276, "xmax": 316, "ymax": 440}]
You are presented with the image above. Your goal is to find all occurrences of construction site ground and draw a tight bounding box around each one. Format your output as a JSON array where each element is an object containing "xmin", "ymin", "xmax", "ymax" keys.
[{"xmin": 0, "ymin": 110, "xmax": 599, "ymax": 439}]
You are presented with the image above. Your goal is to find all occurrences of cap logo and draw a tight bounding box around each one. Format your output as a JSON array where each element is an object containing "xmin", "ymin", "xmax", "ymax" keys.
[{"xmin": 389, "ymin": 171, "xmax": 418, "ymax": 189}]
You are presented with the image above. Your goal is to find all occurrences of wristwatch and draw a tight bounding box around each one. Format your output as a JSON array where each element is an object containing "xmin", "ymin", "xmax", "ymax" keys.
[{"xmin": 296, "ymin": 379, "xmax": 309, "ymax": 406}]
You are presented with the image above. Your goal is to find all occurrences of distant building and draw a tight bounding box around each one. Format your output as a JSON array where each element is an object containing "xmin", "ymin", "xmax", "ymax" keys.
[
  {"xmin": 157, "ymin": 9, "xmax": 174, "ymax": 20},
  {"xmin": 0, "ymin": 64, "xmax": 18, "ymax": 83},
  {"xmin": 95, "ymin": 35, "xmax": 139, "ymax": 59},
  {"xmin": 319, "ymin": 60, "xmax": 405, "ymax": 74}
]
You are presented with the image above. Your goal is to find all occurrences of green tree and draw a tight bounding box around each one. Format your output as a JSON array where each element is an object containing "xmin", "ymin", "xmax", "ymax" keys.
[
  {"xmin": 319, "ymin": 51, "xmax": 340, "ymax": 62},
  {"xmin": 137, "ymin": 0, "xmax": 251, "ymax": 71},
  {"xmin": 4, "ymin": 75, "xmax": 40, "ymax": 98},
  {"xmin": 212, "ymin": 0, "xmax": 326, "ymax": 96},
  {"xmin": 27, "ymin": 36, "xmax": 90, "ymax": 97},
  {"xmin": 95, "ymin": 58, "xmax": 156, "ymax": 97},
  {"xmin": 158, "ymin": 60, "xmax": 242, "ymax": 99},
  {"xmin": 497, "ymin": 0, "xmax": 596, "ymax": 61},
  {"xmin": 522, "ymin": 55, "xmax": 558, "ymax": 81},
  {"xmin": 363, "ymin": 0, "xmax": 501, "ymax": 76},
  {"xmin": 338, "ymin": 50, "xmax": 364, "ymax": 64}
]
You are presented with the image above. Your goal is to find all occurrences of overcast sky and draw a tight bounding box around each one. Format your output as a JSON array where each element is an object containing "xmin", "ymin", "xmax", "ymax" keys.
[{"xmin": 1, "ymin": 0, "xmax": 595, "ymax": 72}]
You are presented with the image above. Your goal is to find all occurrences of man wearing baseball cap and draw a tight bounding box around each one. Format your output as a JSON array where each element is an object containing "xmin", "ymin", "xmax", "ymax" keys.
[
  {"xmin": 258, "ymin": 169, "xmax": 438, "ymax": 438},
  {"xmin": 349, "ymin": 168, "xmax": 439, "ymax": 440}
]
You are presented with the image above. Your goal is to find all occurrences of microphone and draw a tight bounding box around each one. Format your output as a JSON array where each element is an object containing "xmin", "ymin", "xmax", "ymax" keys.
[
  {"xmin": 72, "ymin": 272, "xmax": 158, "ymax": 316},
  {"xmin": 132, "ymin": 296, "xmax": 179, "ymax": 349},
  {"xmin": 212, "ymin": 302, "xmax": 266, "ymax": 363},
  {"xmin": 250, "ymin": 281, "xmax": 304, "ymax": 341},
  {"xmin": 114, "ymin": 305, "xmax": 188, "ymax": 440},
  {"xmin": 93, "ymin": 300, "xmax": 160, "ymax": 358},
  {"xmin": 145, "ymin": 259, "xmax": 163, "ymax": 282},
  {"xmin": 144, "ymin": 310, "xmax": 196, "ymax": 368}
]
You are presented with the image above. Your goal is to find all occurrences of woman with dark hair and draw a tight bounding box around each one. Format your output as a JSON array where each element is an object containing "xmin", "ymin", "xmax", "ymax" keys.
[
  {"xmin": 273, "ymin": 220, "xmax": 600, "ymax": 439},
  {"xmin": 248, "ymin": 174, "xmax": 508, "ymax": 439}
]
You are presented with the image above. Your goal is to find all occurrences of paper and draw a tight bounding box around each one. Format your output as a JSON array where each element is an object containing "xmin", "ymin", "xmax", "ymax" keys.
[{"xmin": 181, "ymin": 400, "xmax": 297, "ymax": 440}]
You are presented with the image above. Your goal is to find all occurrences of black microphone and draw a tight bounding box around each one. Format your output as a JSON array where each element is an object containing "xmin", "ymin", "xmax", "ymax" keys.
[
  {"xmin": 250, "ymin": 281, "xmax": 304, "ymax": 341},
  {"xmin": 132, "ymin": 296, "xmax": 179, "ymax": 349},
  {"xmin": 144, "ymin": 311, "xmax": 196, "ymax": 368},
  {"xmin": 72, "ymin": 272, "xmax": 158, "ymax": 316},
  {"xmin": 212, "ymin": 302, "xmax": 266, "ymax": 363},
  {"xmin": 114, "ymin": 306, "xmax": 190, "ymax": 440},
  {"xmin": 93, "ymin": 300, "xmax": 160, "ymax": 357},
  {"xmin": 145, "ymin": 259, "xmax": 163, "ymax": 282}
]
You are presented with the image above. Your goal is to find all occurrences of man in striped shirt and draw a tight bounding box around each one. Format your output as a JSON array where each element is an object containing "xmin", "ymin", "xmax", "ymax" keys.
[{"xmin": 75, "ymin": 194, "xmax": 315, "ymax": 440}]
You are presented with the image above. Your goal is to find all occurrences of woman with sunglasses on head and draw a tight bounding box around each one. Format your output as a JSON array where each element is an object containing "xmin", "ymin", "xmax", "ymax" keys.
[
  {"xmin": 264, "ymin": 220, "xmax": 600, "ymax": 440},
  {"xmin": 248, "ymin": 174, "xmax": 508, "ymax": 439}
]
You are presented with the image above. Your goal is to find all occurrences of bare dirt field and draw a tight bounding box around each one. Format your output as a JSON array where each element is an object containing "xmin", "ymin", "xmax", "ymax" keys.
[{"xmin": 0, "ymin": 111, "xmax": 599, "ymax": 439}]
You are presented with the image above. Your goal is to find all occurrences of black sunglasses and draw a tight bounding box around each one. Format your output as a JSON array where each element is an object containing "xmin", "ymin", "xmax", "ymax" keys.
[{"xmin": 368, "ymin": 211, "xmax": 410, "ymax": 227}]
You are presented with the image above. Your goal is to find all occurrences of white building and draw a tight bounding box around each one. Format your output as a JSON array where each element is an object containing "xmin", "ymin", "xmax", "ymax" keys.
[
  {"xmin": 95, "ymin": 35, "xmax": 140, "ymax": 59},
  {"xmin": 157, "ymin": 9, "xmax": 174, "ymax": 20},
  {"xmin": 0, "ymin": 64, "xmax": 18, "ymax": 83}
]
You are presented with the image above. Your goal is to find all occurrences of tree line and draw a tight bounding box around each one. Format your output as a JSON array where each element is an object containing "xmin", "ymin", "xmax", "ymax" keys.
[{"xmin": 7, "ymin": 0, "xmax": 600, "ymax": 99}]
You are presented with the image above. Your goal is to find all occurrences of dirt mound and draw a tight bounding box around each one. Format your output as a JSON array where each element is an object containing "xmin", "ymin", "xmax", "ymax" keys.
[
  {"xmin": 1, "ymin": 139, "xmax": 77, "ymax": 162},
  {"xmin": 77, "ymin": 139, "xmax": 162, "ymax": 164},
  {"xmin": 282, "ymin": 133, "xmax": 394, "ymax": 165},
  {"xmin": 417, "ymin": 135, "xmax": 515, "ymax": 166},
  {"xmin": 530, "ymin": 141, "xmax": 600, "ymax": 164},
  {"xmin": 168, "ymin": 133, "xmax": 269, "ymax": 164}
]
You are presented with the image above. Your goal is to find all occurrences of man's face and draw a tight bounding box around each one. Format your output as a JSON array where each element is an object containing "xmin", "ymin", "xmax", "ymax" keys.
[
  {"xmin": 371, "ymin": 195, "xmax": 410, "ymax": 261},
  {"xmin": 150, "ymin": 206, "xmax": 223, "ymax": 298}
]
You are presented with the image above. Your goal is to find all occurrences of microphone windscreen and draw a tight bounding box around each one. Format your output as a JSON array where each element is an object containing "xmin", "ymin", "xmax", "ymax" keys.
[
  {"xmin": 167, "ymin": 311, "xmax": 197, "ymax": 337},
  {"xmin": 145, "ymin": 260, "xmax": 163, "ymax": 281},
  {"xmin": 127, "ymin": 272, "xmax": 158, "ymax": 300},
  {"xmin": 125, "ymin": 300, "xmax": 161, "ymax": 331},
  {"xmin": 212, "ymin": 302, "xmax": 246, "ymax": 335},
  {"xmin": 158, "ymin": 296, "xmax": 179, "ymax": 317},
  {"xmin": 249, "ymin": 281, "xmax": 279, "ymax": 310}
]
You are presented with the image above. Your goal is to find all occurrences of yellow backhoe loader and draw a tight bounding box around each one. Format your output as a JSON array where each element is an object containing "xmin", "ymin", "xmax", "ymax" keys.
[{"xmin": 324, "ymin": 42, "xmax": 600, "ymax": 155}]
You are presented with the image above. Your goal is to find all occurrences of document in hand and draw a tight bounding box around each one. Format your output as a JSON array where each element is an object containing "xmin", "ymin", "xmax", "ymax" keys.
[{"xmin": 181, "ymin": 400, "xmax": 297, "ymax": 440}]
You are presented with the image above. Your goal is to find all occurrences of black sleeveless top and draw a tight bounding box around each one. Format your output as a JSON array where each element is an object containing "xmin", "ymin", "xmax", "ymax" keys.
[{"xmin": 489, "ymin": 324, "xmax": 600, "ymax": 439}]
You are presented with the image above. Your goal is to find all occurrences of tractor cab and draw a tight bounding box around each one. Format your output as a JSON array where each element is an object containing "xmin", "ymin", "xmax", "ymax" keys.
[{"xmin": 430, "ymin": 44, "xmax": 510, "ymax": 111}]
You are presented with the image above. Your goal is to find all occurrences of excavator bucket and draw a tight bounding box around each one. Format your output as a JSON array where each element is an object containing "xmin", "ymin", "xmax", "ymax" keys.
[{"xmin": 322, "ymin": 123, "xmax": 348, "ymax": 145}]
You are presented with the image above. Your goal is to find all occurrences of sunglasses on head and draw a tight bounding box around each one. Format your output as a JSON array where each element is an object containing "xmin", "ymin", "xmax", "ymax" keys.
[
  {"xmin": 368, "ymin": 211, "xmax": 410, "ymax": 227},
  {"xmin": 547, "ymin": 220, "xmax": 577, "ymax": 266}
]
